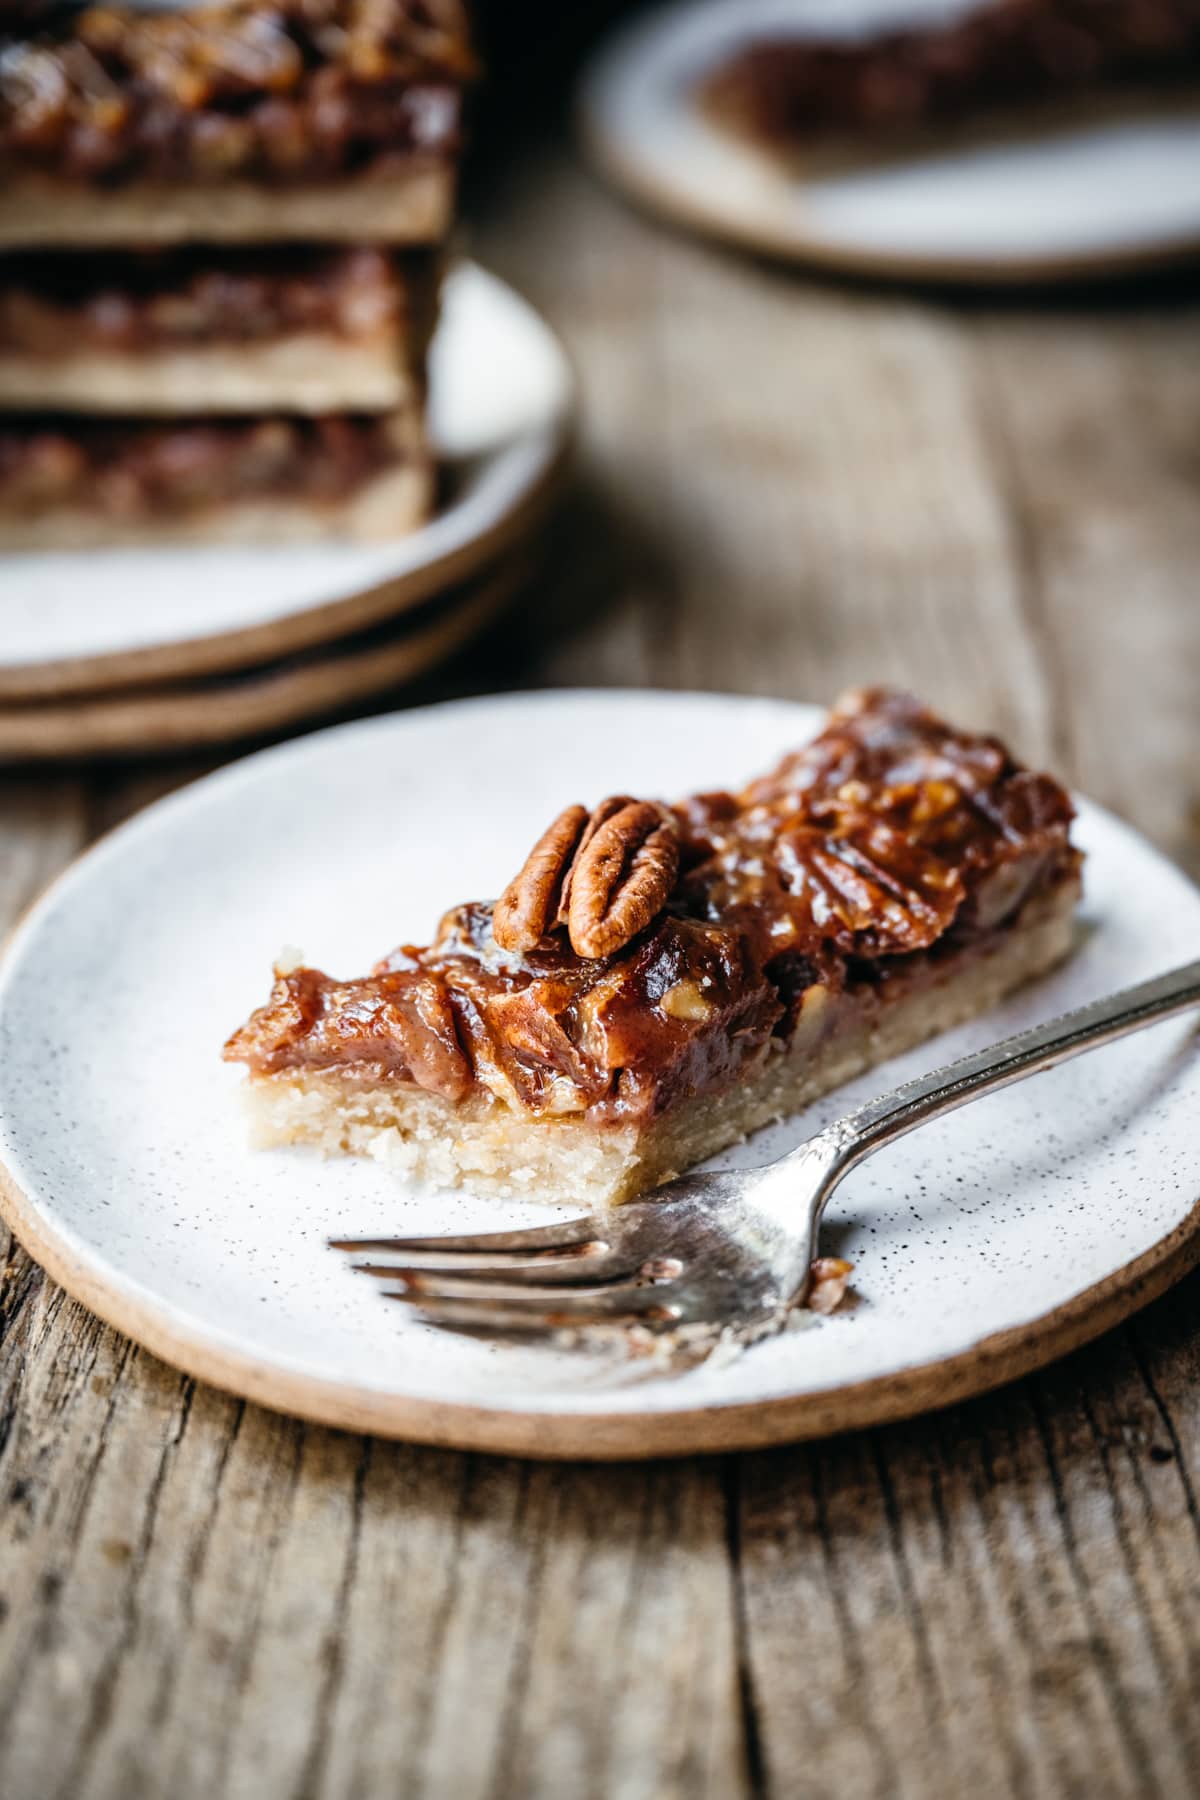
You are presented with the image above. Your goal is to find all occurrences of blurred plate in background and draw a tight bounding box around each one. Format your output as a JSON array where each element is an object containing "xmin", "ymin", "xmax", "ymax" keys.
[
  {"xmin": 578, "ymin": 0, "xmax": 1200, "ymax": 283},
  {"xmin": 0, "ymin": 262, "xmax": 573, "ymax": 699}
]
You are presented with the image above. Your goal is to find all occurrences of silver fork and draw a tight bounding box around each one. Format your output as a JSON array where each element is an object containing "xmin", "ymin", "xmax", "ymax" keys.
[{"xmin": 331, "ymin": 959, "xmax": 1200, "ymax": 1351}]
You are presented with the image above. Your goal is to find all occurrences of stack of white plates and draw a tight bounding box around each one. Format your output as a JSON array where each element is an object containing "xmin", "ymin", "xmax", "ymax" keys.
[{"xmin": 0, "ymin": 263, "xmax": 574, "ymax": 759}]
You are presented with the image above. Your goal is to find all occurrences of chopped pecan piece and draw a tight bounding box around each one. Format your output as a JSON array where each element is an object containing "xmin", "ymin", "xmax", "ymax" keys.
[
  {"xmin": 223, "ymin": 964, "xmax": 472, "ymax": 1100},
  {"xmin": 566, "ymin": 801, "xmax": 680, "ymax": 961},
  {"xmin": 777, "ymin": 819, "xmax": 965, "ymax": 957},
  {"xmin": 807, "ymin": 1257, "xmax": 853, "ymax": 1315}
]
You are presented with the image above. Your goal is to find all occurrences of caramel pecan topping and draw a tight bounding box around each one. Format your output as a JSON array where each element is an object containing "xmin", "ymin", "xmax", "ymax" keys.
[
  {"xmin": 566, "ymin": 801, "xmax": 680, "ymax": 962},
  {"xmin": 0, "ymin": 0, "xmax": 474, "ymax": 186},
  {"xmin": 492, "ymin": 803, "xmax": 588, "ymax": 957},
  {"xmin": 226, "ymin": 691, "xmax": 1081, "ymax": 1130}
]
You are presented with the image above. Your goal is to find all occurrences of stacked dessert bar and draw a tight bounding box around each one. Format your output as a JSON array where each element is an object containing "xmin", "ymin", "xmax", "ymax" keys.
[{"xmin": 0, "ymin": 0, "xmax": 473, "ymax": 549}]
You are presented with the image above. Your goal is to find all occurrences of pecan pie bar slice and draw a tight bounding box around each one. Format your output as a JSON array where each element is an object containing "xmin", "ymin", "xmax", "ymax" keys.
[
  {"xmin": 224, "ymin": 691, "xmax": 1083, "ymax": 1205},
  {"xmin": 0, "ymin": 407, "xmax": 431, "ymax": 547},
  {"xmin": 0, "ymin": 0, "xmax": 475, "ymax": 248},
  {"xmin": 0, "ymin": 247, "xmax": 439, "ymax": 416}
]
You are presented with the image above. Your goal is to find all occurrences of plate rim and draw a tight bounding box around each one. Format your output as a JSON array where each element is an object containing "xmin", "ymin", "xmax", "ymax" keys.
[
  {"xmin": 0, "ymin": 550, "xmax": 539, "ymax": 763},
  {"xmin": 0, "ymin": 261, "xmax": 574, "ymax": 701},
  {"xmin": 576, "ymin": 0, "xmax": 1200, "ymax": 285},
  {"xmin": 1, "ymin": 686, "xmax": 1199, "ymax": 1460}
]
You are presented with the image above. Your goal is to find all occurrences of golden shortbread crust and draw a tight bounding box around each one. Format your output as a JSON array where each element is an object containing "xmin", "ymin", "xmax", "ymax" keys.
[
  {"xmin": 0, "ymin": 331, "xmax": 416, "ymax": 417},
  {"xmin": 0, "ymin": 166, "xmax": 454, "ymax": 249}
]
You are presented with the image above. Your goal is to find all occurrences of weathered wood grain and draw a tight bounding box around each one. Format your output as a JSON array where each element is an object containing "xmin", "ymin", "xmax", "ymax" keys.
[
  {"xmin": 969, "ymin": 300, "xmax": 1200, "ymax": 874},
  {"xmin": 0, "ymin": 773, "xmax": 87, "ymax": 929},
  {"xmin": 2, "ymin": 124, "xmax": 1199, "ymax": 1800}
]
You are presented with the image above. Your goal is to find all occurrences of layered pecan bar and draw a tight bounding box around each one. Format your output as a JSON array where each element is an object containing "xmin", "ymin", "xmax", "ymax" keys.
[
  {"xmin": 0, "ymin": 0, "xmax": 474, "ymax": 246},
  {"xmin": 0, "ymin": 246, "xmax": 438, "ymax": 415},
  {"xmin": 224, "ymin": 690, "xmax": 1083, "ymax": 1206},
  {"xmin": 0, "ymin": 407, "xmax": 430, "ymax": 546},
  {"xmin": 699, "ymin": 0, "xmax": 1200, "ymax": 168}
]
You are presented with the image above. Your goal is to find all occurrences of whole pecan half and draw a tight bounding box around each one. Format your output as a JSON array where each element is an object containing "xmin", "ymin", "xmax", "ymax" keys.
[
  {"xmin": 566, "ymin": 800, "xmax": 680, "ymax": 960},
  {"xmin": 492, "ymin": 795, "xmax": 681, "ymax": 960},
  {"xmin": 556, "ymin": 794, "xmax": 633, "ymax": 924},
  {"xmin": 492, "ymin": 803, "xmax": 589, "ymax": 956}
]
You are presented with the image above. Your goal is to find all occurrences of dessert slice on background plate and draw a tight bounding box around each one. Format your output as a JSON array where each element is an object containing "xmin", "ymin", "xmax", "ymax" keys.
[
  {"xmin": 698, "ymin": 0, "xmax": 1200, "ymax": 172},
  {"xmin": 577, "ymin": 0, "xmax": 1200, "ymax": 282},
  {"xmin": 225, "ymin": 689, "xmax": 1083, "ymax": 1206}
]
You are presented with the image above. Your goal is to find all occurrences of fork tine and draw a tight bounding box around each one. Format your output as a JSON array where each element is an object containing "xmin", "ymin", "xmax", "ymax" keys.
[
  {"xmin": 351, "ymin": 1243, "xmax": 628, "ymax": 1281},
  {"xmin": 328, "ymin": 1216, "xmax": 602, "ymax": 1257},
  {"xmin": 381, "ymin": 1283, "xmax": 680, "ymax": 1330},
  {"xmin": 382, "ymin": 1269, "xmax": 651, "ymax": 1304}
]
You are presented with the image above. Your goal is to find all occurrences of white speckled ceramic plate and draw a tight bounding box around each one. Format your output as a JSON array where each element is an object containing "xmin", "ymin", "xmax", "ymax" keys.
[
  {"xmin": 1, "ymin": 690, "xmax": 1198, "ymax": 1460},
  {"xmin": 578, "ymin": 0, "xmax": 1200, "ymax": 283},
  {"xmin": 0, "ymin": 263, "xmax": 573, "ymax": 699}
]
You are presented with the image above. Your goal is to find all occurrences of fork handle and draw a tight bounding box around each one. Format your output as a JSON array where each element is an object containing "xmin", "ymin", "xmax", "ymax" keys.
[{"xmin": 822, "ymin": 956, "xmax": 1200, "ymax": 1177}]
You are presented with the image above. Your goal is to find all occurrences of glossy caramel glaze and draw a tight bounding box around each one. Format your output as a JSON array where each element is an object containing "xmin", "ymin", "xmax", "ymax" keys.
[{"xmin": 224, "ymin": 690, "xmax": 1081, "ymax": 1124}]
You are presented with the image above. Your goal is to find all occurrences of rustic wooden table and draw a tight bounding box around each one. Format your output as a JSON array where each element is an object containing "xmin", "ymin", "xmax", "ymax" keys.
[{"xmin": 2, "ymin": 124, "xmax": 1199, "ymax": 1800}]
